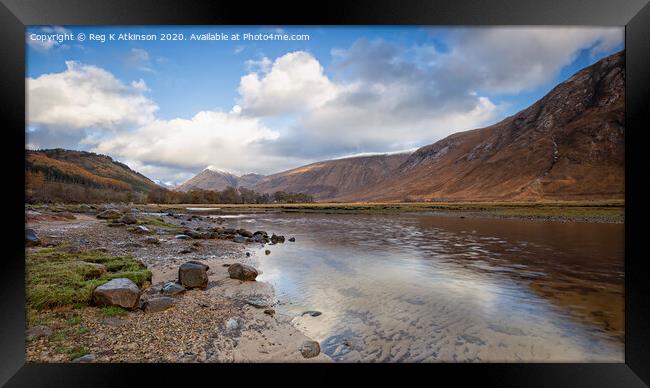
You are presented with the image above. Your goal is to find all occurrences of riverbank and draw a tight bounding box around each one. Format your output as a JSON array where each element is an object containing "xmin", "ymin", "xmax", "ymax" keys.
[
  {"xmin": 25, "ymin": 207, "xmax": 330, "ymax": 362},
  {"xmin": 136, "ymin": 200, "xmax": 625, "ymax": 224}
]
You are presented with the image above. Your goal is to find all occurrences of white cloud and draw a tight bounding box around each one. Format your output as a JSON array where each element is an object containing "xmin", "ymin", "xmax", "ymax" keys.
[
  {"xmin": 27, "ymin": 61, "xmax": 158, "ymax": 134},
  {"xmin": 238, "ymin": 51, "xmax": 341, "ymax": 116},
  {"xmin": 92, "ymin": 109, "xmax": 282, "ymax": 176},
  {"xmin": 435, "ymin": 27, "xmax": 623, "ymax": 93}
]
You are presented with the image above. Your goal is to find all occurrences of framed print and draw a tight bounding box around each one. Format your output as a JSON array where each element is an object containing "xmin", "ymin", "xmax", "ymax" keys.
[{"xmin": 1, "ymin": 0, "xmax": 649, "ymax": 386}]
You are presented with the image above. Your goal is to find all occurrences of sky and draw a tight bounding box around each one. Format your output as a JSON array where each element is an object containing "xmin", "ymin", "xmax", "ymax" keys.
[{"xmin": 26, "ymin": 26, "xmax": 623, "ymax": 186}]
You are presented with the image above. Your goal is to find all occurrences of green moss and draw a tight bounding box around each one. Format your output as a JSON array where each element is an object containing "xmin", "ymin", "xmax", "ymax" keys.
[
  {"xmin": 137, "ymin": 217, "xmax": 183, "ymax": 229},
  {"xmin": 100, "ymin": 306, "xmax": 128, "ymax": 317},
  {"xmin": 26, "ymin": 247, "xmax": 152, "ymax": 310},
  {"xmin": 66, "ymin": 315, "xmax": 81, "ymax": 326}
]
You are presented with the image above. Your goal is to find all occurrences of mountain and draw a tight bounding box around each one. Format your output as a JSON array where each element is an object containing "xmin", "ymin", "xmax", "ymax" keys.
[
  {"xmin": 175, "ymin": 168, "xmax": 264, "ymax": 192},
  {"xmin": 252, "ymin": 153, "xmax": 411, "ymax": 200},
  {"xmin": 26, "ymin": 148, "xmax": 162, "ymax": 202},
  {"xmin": 335, "ymin": 50, "xmax": 625, "ymax": 202}
]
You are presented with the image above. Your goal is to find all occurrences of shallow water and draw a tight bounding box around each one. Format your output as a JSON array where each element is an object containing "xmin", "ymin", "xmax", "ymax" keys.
[{"xmin": 221, "ymin": 212, "xmax": 624, "ymax": 362}]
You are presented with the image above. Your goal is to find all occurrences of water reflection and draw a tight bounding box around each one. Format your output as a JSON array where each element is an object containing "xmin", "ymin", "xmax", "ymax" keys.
[{"xmin": 223, "ymin": 212, "xmax": 624, "ymax": 362}]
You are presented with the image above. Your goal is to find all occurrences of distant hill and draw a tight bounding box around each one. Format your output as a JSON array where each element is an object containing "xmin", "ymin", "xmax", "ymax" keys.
[
  {"xmin": 252, "ymin": 153, "xmax": 411, "ymax": 201},
  {"xmin": 26, "ymin": 149, "xmax": 162, "ymax": 203},
  {"xmin": 333, "ymin": 50, "xmax": 625, "ymax": 202},
  {"xmin": 175, "ymin": 168, "xmax": 264, "ymax": 192}
]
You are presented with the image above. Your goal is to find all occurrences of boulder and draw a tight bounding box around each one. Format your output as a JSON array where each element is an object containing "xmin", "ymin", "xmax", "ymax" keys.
[
  {"xmin": 120, "ymin": 213, "xmax": 137, "ymax": 225},
  {"xmin": 142, "ymin": 296, "xmax": 176, "ymax": 313},
  {"xmin": 264, "ymin": 309, "xmax": 275, "ymax": 316},
  {"xmin": 228, "ymin": 263, "xmax": 258, "ymax": 281},
  {"xmin": 25, "ymin": 228, "xmax": 41, "ymax": 247},
  {"xmin": 300, "ymin": 340, "xmax": 321, "ymax": 358},
  {"xmin": 178, "ymin": 261, "xmax": 209, "ymax": 288},
  {"xmin": 161, "ymin": 282, "xmax": 186, "ymax": 296},
  {"xmin": 222, "ymin": 228, "xmax": 237, "ymax": 235},
  {"xmin": 96, "ymin": 209, "xmax": 122, "ymax": 220},
  {"xmin": 92, "ymin": 278, "xmax": 141, "ymax": 309}
]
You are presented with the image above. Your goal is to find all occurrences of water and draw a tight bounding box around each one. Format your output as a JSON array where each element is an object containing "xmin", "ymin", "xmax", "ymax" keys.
[{"xmin": 220, "ymin": 211, "xmax": 624, "ymax": 362}]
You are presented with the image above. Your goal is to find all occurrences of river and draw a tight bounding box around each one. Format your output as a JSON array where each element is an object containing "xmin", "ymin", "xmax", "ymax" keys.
[{"xmin": 215, "ymin": 211, "xmax": 624, "ymax": 362}]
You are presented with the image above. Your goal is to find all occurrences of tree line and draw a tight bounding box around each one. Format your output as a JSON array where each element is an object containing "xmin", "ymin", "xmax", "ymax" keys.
[
  {"xmin": 146, "ymin": 186, "xmax": 314, "ymax": 204},
  {"xmin": 26, "ymin": 172, "xmax": 314, "ymax": 204}
]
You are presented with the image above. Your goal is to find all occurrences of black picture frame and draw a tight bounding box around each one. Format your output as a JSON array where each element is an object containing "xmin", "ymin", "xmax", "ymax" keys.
[{"xmin": 1, "ymin": 0, "xmax": 648, "ymax": 386}]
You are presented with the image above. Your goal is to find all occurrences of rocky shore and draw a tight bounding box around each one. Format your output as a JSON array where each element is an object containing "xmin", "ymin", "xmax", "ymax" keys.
[{"xmin": 25, "ymin": 204, "xmax": 328, "ymax": 363}]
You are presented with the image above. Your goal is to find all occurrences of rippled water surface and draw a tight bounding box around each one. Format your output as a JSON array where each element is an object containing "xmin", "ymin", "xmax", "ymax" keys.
[{"xmin": 222, "ymin": 212, "xmax": 624, "ymax": 362}]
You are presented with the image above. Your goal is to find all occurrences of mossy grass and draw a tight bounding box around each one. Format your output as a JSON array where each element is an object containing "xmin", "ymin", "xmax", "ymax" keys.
[
  {"xmin": 137, "ymin": 217, "xmax": 183, "ymax": 229},
  {"xmin": 26, "ymin": 246, "xmax": 152, "ymax": 310},
  {"xmin": 100, "ymin": 306, "xmax": 128, "ymax": 317}
]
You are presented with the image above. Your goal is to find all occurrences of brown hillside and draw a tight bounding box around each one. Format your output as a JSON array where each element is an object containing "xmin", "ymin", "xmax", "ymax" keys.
[
  {"xmin": 253, "ymin": 153, "xmax": 410, "ymax": 200},
  {"xmin": 336, "ymin": 50, "xmax": 625, "ymax": 202}
]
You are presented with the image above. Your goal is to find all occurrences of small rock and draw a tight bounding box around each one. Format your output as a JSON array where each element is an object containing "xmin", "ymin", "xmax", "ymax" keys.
[
  {"xmin": 107, "ymin": 222, "xmax": 125, "ymax": 227},
  {"xmin": 175, "ymin": 234, "xmax": 192, "ymax": 240},
  {"xmin": 301, "ymin": 311, "xmax": 322, "ymax": 317},
  {"xmin": 270, "ymin": 234, "xmax": 285, "ymax": 244},
  {"xmin": 245, "ymin": 252, "xmax": 251, "ymax": 257},
  {"xmin": 178, "ymin": 261, "xmax": 209, "ymax": 289},
  {"xmin": 264, "ymin": 309, "xmax": 275, "ymax": 316},
  {"xmin": 25, "ymin": 228, "xmax": 41, "ymax": 247},
  {"xmin": 26, "ymin": 325, "xmax": 51, "ymax": 340},
  {"xmin": 142, "ymin": 296, "xmax": 176, "ymax": 313},
  {"xmin": 72, "ymin": 354, "xmax": 96, "ymax": 363},
  {"xmin": 161, "ymin": 282, "xmax": 186, "ymax": 296},
  {"xmin": 222, "ymin": 228, "xmax": 237, "ymax": 235},
  {"xmin": 226, "ymin": 317, "xmax": 241, "ymax": 331},
  {"xmin": 238, "ymin": 229, "xmax": 253, "ymax": 238},
  {"xmin": 265, "ymin": 250, "xmax": 271, "ymax": 255},
  {"xmin": 288, "ymin": 237, "xmax": 296, "ymax": 242},
  {"xmin": 300, "ymin": 340, "xmax": 321, "ymax": 358},
  {"xmin": 228, "ymin": 263, "xmax": 258, "ymax": 281},
  {"xmin": 92, "ymin": 278, "xmax": 141, "ymax": 309},
  {"xmin": 183, "ymin": 229, "xmax": 202, "ymax": 239},
  {"xmin": 144, "ymin": 236, "xmax": 160, "ymax": 244},
  {"xmin": 132, "ymin": 225, "xmax": 151, "ymax": 234},
  {"xmin": 120, "ymin": 213, "xmax": 137, "ymax": 225},
  {"xmin": 233, "ymin": 236, "xmax": 248, "ymax": 244}
]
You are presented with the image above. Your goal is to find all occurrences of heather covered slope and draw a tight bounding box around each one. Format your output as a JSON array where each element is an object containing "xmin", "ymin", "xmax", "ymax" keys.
[
  {"xmin": 252, "ymin": 153, "xmax": 411, "ymax": 201},
  {"xmin": 337, "ymin": 50, "xmax": 625, "ymax": 202},
  {"xmin": 26, "ymin": 149, "xmax": 162, "ymax": 202}
]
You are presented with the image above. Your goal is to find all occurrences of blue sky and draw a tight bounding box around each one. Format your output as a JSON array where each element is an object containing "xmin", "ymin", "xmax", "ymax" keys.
[{"xmin": 26, "ymin": 26, "xmax": 623, "ymax": 185}]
